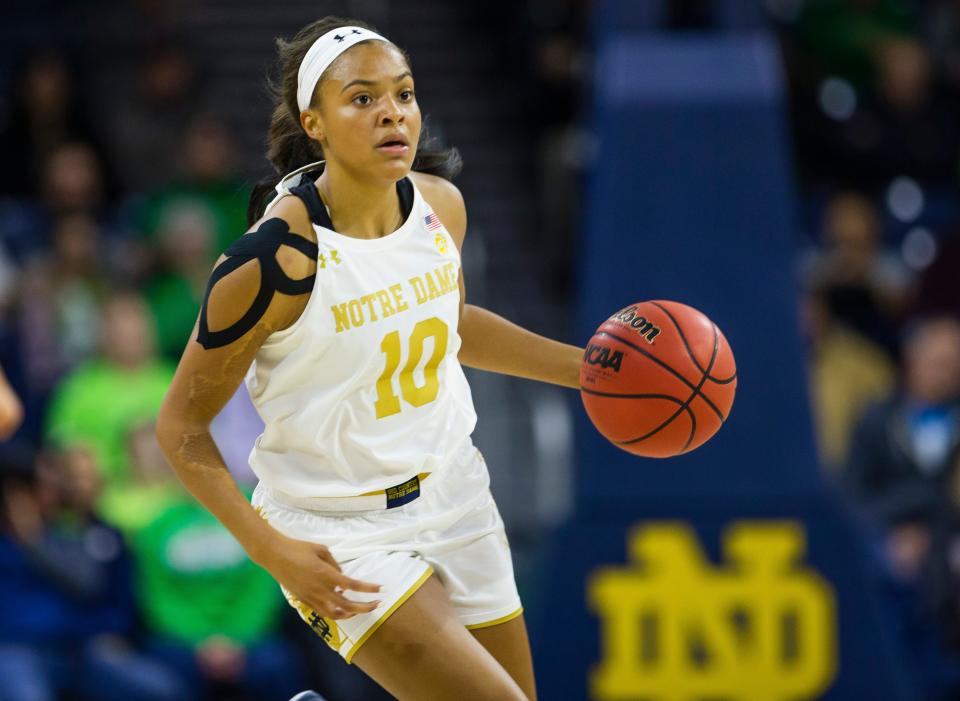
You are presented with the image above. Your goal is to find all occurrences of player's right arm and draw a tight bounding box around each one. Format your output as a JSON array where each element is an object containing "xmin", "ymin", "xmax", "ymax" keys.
[{"xmin": 155, "ymin": 197, "xmax": 380, "ymax": 619}]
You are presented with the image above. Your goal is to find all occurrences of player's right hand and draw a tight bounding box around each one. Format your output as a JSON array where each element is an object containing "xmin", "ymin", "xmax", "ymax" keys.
[{"xmin": 260, "ymin": 532, "xmax": 382, "ymax": 620}]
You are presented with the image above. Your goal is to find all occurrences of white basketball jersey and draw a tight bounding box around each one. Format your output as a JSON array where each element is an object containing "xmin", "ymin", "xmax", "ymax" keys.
[{"xmin": 245, "ymin": 171, "xmax": 477, "ymax": 498}]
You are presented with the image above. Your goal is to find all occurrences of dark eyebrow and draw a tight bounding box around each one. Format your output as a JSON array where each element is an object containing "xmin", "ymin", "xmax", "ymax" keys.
[{"xmin": 340, "ymin": 72, "xmax": 412, "ymax": 94}]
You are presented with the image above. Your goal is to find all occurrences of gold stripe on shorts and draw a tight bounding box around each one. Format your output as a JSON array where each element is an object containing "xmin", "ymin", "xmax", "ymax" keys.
[
  {"xmin": 344, "ymin": 566, "xmax": 435, "ymax": 664},
  {"xmin": 464, "ymin": 607, "xmax": 524, "ymax": 631}
]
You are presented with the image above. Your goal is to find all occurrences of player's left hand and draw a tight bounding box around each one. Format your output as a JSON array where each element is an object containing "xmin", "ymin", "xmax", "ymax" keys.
[{"xmin": 259, "ymin": 531, "xmax": 382, "ymax": 620}]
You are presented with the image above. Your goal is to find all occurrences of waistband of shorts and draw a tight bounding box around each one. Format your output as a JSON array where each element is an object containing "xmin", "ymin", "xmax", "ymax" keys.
[
  {"xmin": 265, "ymin": 471, "xmax": 433, "ymax": 513},
  {"xmin": 255, "ymin": 437, "xmax": 477, "ymax": 513}
]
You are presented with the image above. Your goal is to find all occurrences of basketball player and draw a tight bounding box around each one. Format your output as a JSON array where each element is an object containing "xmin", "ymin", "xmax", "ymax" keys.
[{"xmin": 155, "ymin": 17, "xmax": 582, "ymax": 701}]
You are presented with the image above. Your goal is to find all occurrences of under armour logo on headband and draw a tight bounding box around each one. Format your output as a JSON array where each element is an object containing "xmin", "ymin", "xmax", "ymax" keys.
[{"xmin": 297, "ymin": 26, "xmax": 393, "ymax": 111}]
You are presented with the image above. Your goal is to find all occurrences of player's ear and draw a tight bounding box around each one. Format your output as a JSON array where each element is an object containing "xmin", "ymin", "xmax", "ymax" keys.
[{"xmin": 301, "ymin": 110, "xmax": 325, "ymax": 145}]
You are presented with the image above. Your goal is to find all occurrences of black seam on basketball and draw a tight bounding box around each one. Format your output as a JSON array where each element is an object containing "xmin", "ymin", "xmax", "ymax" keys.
[
  {"xmin": 677, "ymin": 324, "xmax": 716, "ymax": 449},
  {"xmin": 581, "ymin": 390, "xmax": 689, "ymax": 449},
  {"xmin": 597, "ymin": 330, "xmax": 724, "ymax": 421},
  {"xmin": 615, "ymin": 320, "xmax": 717, "ymax": 452},
  {"xmin": 682, "ymin": 406, "xmax": 697, "ymax": 453},
  {"xmin": 581, "ymin": 389, "xmax": 686, "ymax": 401},
  {"xmin": 649, "ymin": 301, "xmax": 707, "ymax": 374},
  {"xmin": 616, "ymin": 402, "xmax": 696, "ymax": 449},
  {"xmin": 707, "ymin": 323, "xmax": 737, "ymax": 384},
  {"xmin": 581, "ymin": 389, "xmax": 690, "ymax": 446},
  {"xmin": 649, "ymin": 301, "xmax": 737, "ymax": 385},
  {"xmin": 683, "ymin": 323, "xmax": 719, "ymax": 447},
  {"xmin": 708, "ymin": 375, "xmax": 737, "ymax": 384}
]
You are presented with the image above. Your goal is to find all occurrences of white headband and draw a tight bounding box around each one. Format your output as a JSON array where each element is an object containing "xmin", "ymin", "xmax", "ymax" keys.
[{"xmin": 296, "ymin": 26, "xmax": 392, "ymax": 112}]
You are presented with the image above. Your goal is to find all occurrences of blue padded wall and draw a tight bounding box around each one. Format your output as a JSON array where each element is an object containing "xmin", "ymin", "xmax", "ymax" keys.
[
  {"xmin": 575, "ymin": 34, "xmax": 818, "ymax": 512},
  {"xmin": 532, "ymin": 30, "xmax": 909, "ymax": 701}
]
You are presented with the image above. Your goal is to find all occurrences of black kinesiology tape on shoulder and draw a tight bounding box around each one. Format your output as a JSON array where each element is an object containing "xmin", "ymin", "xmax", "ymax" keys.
[{"xmin": 196, "ymin": 218, "xmax": 318, "ymax": 349}]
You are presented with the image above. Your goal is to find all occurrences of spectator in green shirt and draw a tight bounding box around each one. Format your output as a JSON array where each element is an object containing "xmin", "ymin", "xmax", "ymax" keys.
[
  {"xmin": 45, "ymin": 291, "xmax": 174, "ymax": 487},
  {"xmin": 133, "ymin": 489, "xmax": 305, "ymax": 701},
  {"xmin": 136, "ymin": 113, "xmax": 249, "ymax": 257},
  {"xmin": 143, "ymin": 199, "xmax": 216, "ymax": 360}
]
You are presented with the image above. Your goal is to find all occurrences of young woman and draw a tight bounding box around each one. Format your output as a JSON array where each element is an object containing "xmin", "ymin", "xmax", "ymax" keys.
[{"xmin": 156, "ymin": 16, "xmax": 582, "ymax": 701}]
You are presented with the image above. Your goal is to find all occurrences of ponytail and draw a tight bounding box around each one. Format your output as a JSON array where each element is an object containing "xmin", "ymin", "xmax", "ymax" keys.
[
  {"xmin": 247, "ymin": 16, "xmax": 463, "ymax": 226},
  {"xmin": 246, "ymin": 101, "xmax": 323, "ymax": 225},
  {"xmin": 413, "ymin": 121, "xmax": 462, "ymax": 183}
]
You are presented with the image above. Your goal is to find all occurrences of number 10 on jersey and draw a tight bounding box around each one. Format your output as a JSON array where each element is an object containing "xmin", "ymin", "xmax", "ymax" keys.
[{"xmin": 374, "ymin": 317, "xmax": 449, "ymax": 418}]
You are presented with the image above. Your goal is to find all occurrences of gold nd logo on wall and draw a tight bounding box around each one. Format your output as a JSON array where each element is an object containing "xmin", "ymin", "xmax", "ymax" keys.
[{"xmin": 588, "ymin": 522, "xmax": 837, "ymax": 701}]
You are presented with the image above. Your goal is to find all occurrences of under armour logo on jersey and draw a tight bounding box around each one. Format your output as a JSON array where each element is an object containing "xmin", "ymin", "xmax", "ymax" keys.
[
  {"xmin": 318, "ymin": 249, "xmax": 343, "ymax": 269},
  {"xmin": 435, "ymin": 233, "xmax": 448, "ymax": 254}
]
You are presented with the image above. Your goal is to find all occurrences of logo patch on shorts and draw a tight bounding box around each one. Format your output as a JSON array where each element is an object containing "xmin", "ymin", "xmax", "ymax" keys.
[
  {"xmin": 295, "ymin": 600, "xmax": 341, "ymax": 650},
  {"xmin": 307, "ymin": 611, "xmax": 340, "ymax": 646},
  {"xmin": 386, "ymin": 475, "xmax": 421, "ymax": 508}
]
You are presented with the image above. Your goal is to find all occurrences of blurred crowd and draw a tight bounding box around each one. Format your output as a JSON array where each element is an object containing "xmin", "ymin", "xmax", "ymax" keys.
[
  {"xmin": 0, "ymin": 14, "xmax": 394, "ymax": 701},
  {"xmin": 774, "ymin": 1, "xmax": 960, "ymax": 699}
]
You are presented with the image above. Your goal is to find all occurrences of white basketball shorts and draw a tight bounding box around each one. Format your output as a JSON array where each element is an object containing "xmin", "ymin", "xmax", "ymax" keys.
[{"xmin": 250, "ymin": 442, "xmax": 523, "ymax": 663}]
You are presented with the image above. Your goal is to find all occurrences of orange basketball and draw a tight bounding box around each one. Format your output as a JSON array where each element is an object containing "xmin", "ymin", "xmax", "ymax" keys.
[{"xmin": 580, "ymin": 300, "xmax": 737, "ymax": 458}]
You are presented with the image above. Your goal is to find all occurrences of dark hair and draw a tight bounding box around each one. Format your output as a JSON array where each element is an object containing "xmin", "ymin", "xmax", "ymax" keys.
[{"xmin": 247, "ymin": 16, "xmax": 462, "ymax": 225}]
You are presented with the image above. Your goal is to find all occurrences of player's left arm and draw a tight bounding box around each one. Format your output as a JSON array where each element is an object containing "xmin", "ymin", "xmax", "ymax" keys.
[{"xmin": 413, "ymin": 172, "xmax": 582, "ymax": 390}]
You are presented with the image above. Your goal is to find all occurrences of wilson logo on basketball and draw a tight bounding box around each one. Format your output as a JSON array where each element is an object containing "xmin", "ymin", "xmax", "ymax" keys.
[
  {"xmin": 609, "ymin": 306, "xmax": 661, "ymax": 344},
  {"xmin": 584, "ymin": 344, "xmax": 624, "ymax": 372}
]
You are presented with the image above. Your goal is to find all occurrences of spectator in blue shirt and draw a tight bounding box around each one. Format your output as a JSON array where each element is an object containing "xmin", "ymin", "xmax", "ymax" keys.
[{"xmin": 0, "ymin": 444, "xmax": 185, "ymax": 701}]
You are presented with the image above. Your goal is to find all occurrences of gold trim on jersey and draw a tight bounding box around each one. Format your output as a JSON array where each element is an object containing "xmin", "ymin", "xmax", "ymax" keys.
[
  {"xmin": 344, "ymin": 566, "xmax": 435, "ymax": 664},
  {"xmin": 464, "ymin": 607, "xmax": 524, "ymax": 631}
]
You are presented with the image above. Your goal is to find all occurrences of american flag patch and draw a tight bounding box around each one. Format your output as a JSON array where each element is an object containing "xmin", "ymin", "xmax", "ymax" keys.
[{"xmin": 424, "ymin": 212, "xmax": 442, "ymax": 231}]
